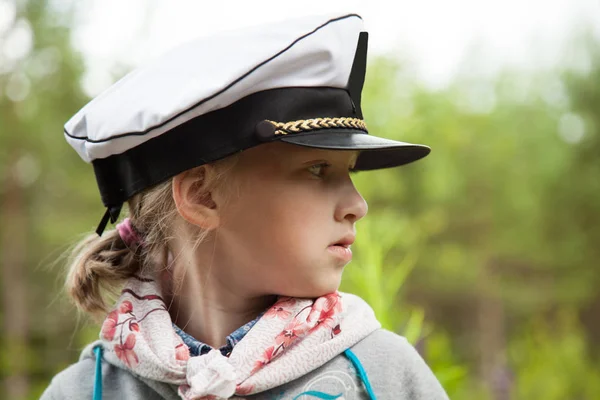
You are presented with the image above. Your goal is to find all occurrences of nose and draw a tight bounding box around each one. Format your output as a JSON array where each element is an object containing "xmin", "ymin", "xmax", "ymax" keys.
[{"xmin": 334, "ymin": 178, "xmax": 368, "ymax": 224}]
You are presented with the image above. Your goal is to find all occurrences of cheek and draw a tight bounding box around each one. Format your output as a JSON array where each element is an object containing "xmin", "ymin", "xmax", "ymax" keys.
[
  {"xmin": 261, "ymin": 194, "xmax": 332, "ymax": 251},
  {"xmin": 227, "ymin": 180, "xmax": 328, "ymax": 239},
  {"xmin": 237, "ymin": 203, "xmax": 319, "ymax": 255},
  {"xmin": 219, "ymin": 179, "xmax": 340, "ymax": 295}
]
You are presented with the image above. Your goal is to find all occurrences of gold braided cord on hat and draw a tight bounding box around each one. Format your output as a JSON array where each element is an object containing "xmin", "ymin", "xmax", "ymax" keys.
[{"xmin": 267, "ymin": 117, "xmax": 367, "ymax": 135}]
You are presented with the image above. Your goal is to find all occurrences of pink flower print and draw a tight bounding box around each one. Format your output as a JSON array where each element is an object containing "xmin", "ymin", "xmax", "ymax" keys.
[
  {"xmin": 251, "ymin": 346, "xmax": 276, "ymax": 374},
  {"xmin": 101, "ymin": 310, "xmax": 119, "ymax": 341},
  {"xmin": 264, "ymin": 297, "xmax": 296, "ymax": 319},
  {"xmin": 236, "ymin": 383, "xmax": 254, "ymax": 396},
  {"xmin": 275, "ymin": 318, "xmax": 305, "ymax": 348},
  {"xmin": 309, "ymin": 293, "xmax": 342, "ymax": 331},
  {"xmin": 317, "ymin": 307, "xmax": 338, "ymax": 329},
  {"xmin": 265, "ymin": 305, "xmax": 292, "ymax": 320},
  {"xmin": 332, "ymin": 324, "xmax": 341, "ymax": 336},
  {"xmin": 129, "ymin": 321, "xmax": 140, "ymax": 332},
  {"xmin": 265, "ymin": 297, "xmax": 296, "ymax": 319},
  {"xmin": 118, "ymin": 300, "xmax": 133, "ymax": 314},
  {"xmin": 175, "ymin": 343, "xmax": 190, "ymax": 361},
  {"xmin": 317, "ymin": 293, "xmax": 342, "ymax": 315},
  {"xmin": 114, "ymin": 333, "xmax": 139, "ymax": 368}
]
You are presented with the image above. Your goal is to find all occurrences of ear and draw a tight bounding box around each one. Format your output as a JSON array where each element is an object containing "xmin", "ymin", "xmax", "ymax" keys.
[{"xmin": 172, "ymin": 165, "xmax": 220, "ymax": 230}]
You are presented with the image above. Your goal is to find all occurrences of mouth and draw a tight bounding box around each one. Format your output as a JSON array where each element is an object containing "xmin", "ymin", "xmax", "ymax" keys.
[
  {"xmin": 332, "ymin": 242, "xmax": 350, "ymax": 248},
  {"xmin": 328, "ymin": 234, "xmax": 355, "ymax": 262},
  {"xmin": 327, "ymin": 243, "xmax": 353, "ymax": 262},
  {"xmin": 331, "ymin": 234, "xmax": 355, "ymax": 248}
]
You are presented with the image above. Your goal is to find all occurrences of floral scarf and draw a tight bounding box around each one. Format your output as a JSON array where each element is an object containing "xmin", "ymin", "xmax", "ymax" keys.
[{"xmin": 99, "ymin": 275, "xmax": 381, "ymax": 399}]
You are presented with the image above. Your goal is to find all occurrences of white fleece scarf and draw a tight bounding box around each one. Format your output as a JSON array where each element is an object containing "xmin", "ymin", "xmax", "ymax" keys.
[{"xmin": 99, "ymin": 276, "xmax": 381, "ymax": 399}]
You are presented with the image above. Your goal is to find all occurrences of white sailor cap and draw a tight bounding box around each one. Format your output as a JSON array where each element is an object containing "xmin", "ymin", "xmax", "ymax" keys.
[{"xmin": 63, "ymin": 12, "xmax": 430, "ymax": 235}]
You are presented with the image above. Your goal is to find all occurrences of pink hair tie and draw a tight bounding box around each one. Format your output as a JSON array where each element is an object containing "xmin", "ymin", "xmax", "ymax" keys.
[{"xmin": 116, "ymin": 218, "xmax": 143, "ymax": 250}]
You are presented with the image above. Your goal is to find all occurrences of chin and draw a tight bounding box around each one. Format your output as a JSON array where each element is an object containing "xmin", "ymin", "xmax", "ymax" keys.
[{"xmin": 288, "ymin": 278, "xmax": 342, "ymax": 299}]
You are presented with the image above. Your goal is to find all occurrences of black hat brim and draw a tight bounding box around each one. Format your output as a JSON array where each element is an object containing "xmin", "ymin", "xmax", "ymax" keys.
[{"xmin": 278, "ymin": 130, "xmax": 430, "ymax": 170}]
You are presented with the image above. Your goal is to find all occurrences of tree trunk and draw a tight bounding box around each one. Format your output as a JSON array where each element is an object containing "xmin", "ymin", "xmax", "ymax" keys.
[
  {"xmin": 477, "ymin": 259, "xmax": 512, "ymax": 400},
  {"xmin": 1, "ymin": 153, "xmax": 30, "ymax": 399}
]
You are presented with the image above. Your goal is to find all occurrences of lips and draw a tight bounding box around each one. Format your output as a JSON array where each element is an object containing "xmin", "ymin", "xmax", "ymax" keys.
[
  {"xmin": 327, "ymin": 233, "xmax": 355, "ymax": 262},
  {"xmin": 328, "ymin": 241, "xmax": 353, "ymax": 262},
  {"xmin": 331, "ymin": 234, "xmax": 355, "ymax": 248}
]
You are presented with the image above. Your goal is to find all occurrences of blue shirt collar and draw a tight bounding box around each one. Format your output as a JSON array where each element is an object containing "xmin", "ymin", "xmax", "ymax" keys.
[{"xmin": 173, "ymin": 311, "xmax": 264, "ymax": 357}]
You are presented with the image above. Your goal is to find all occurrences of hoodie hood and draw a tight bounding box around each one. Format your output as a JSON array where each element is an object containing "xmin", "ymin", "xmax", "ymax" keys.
[{"xmin": 96, "ymin": 276, "xmax": 381, "ymax": 399}]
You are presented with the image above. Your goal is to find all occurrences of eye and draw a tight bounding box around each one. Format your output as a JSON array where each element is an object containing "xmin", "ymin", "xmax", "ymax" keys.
[{"xmin": 308, "ymin": 162, "xmax": 330, "ymax": 178}]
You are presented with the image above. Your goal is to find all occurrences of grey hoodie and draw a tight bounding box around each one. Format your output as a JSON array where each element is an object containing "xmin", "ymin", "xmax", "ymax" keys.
[{"xmin": 41, "ymin": 329, "xmax": 449, "ymax": 400}]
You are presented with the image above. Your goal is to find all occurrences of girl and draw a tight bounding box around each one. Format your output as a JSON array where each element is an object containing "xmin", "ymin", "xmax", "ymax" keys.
[{"xmin": 42, "ymin": 12, "xmax": 449, "ymax": 400}]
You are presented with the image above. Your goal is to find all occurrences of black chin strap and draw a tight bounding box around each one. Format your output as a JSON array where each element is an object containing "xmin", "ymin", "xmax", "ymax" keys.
[
  {"xmin": 347, "ymin": 31, "xmax": 368, "ymax": 119},
  {"xmin": 95, "ymin": 203, "xmax": 123, "ymax": 236}
]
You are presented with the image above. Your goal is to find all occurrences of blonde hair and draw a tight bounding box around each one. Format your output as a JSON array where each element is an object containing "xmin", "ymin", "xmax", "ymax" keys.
[{"xmin": 65, "ymin": 155, "xmax": 240, "ymax": 318}]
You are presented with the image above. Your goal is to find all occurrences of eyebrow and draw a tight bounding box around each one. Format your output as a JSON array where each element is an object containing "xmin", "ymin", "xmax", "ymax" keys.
[{"xmin": 299, "ymin": 151, "xmax": 360, "ymax": 167}]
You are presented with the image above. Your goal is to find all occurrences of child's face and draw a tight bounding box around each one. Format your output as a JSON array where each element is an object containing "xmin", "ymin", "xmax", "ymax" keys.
[{"xmin": 213, "ymin": 142, "xmax": 368, "ymax": 298}]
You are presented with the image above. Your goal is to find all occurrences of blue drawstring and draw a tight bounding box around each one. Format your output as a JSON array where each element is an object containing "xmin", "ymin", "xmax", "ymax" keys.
[
  {"xmin": 90, "ymin": 345, "xmax": 372, "ymax": 400},
  {"xmin": 93, "ymin": 345, "xmax": 103, "ymax": 400},
  {"xmin": 344, "ymin": 348, "xmax": 377, "ymax": 400},
  {"xmin": 292, "ymin": 391, "xmax": 342, "ymax": 399},
  {"xmin": 293, "ymin": 350, "xmax": 376, "ymax": 399}
]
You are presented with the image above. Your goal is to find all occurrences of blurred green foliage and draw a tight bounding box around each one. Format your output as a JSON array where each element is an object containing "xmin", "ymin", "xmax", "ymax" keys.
[
  {"xmin": 1, "ymin": 1, "xmax": 600, "ymax": 399},
  {"xmin": 509, "ymin": 309, "xmax": 600, "ymax": 399},
  {"xmin": 340, "ymin": 28, "xmax": 600, "ymax": 400}
]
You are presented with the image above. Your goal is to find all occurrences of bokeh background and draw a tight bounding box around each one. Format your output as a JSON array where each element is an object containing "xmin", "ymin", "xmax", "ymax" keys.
[{"xmin": 1, "ymin": 0, "xmax": 599, "ymax": 399}]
